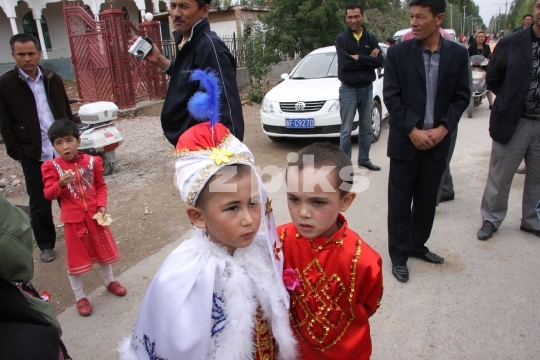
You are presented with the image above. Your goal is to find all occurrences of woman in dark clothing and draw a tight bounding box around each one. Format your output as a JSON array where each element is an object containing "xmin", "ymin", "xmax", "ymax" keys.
[{"xmin": 468, "ymin": 30, "xmax": 493, "ymax": 109}]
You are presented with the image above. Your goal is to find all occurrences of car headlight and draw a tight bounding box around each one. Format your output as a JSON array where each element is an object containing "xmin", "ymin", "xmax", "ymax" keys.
[
  {"xmin": 329, "ymin": 100, "xmax": 340, "ymax": 112},
  {"xmin": 261, "ymin": 97, "xmax": 274, "ymax": 114}
]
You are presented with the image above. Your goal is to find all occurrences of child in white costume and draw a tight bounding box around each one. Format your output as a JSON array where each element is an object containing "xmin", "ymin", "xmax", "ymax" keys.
[{"xmin": 119, "ymin": 70, "xmax": 296, "ymax": 360}]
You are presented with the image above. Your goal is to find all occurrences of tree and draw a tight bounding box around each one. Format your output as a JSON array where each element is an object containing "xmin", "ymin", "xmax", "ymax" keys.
[
  {"xmin": 260, "ymin": 0, "xmax": 396, "ymax": 58},
  {"xmin": 442, "ymin": 0, "xmax": 485, "ymax": 35},
  {"xmin": 364, "ymin": 4, "xmax": 409, "ymax": 41},
  {"xmin": 508, "ymin": 0, "xmax": 535, "ymax": 31},
  {"xmin": 242, "ymin": 21, "xmax": 280, "ymax": 103}
]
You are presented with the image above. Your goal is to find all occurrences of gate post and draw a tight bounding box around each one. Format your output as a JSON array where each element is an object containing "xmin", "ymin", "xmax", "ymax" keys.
[
  {"xmin": 100, "ymin": 8, "xmax": 136, "ymax": 109},
  {"xmin": 139, "ymin": 20, "xmax": 167, "ymax": 99}
]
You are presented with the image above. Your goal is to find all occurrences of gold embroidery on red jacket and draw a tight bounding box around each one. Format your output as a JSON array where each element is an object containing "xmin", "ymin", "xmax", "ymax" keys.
[
  {"xmin": 254, "ymin": 306, "xmax": 276, "ymax": 360},
  {"xmin": 289, "ymin": 240, "xmax": 362, "ymax": 351}
]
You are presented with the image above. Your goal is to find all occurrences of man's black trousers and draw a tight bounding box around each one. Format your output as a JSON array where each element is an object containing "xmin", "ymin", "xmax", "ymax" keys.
[
  {"xmin": 21, "ymin": 157, "xmax": 56, "ymax": 251},
  {"xmin": 388, "ymin": 149, "xmax": 446, "ymax": 266}
]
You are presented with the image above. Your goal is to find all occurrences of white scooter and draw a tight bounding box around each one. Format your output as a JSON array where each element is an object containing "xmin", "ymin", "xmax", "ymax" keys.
[
  {"xmin": 72, "ymin": 100, "xmax": 123, "ymax": 175},
  {"xmin": 467, "ymin": 54, "xmax": 489, "ymax": 118}
]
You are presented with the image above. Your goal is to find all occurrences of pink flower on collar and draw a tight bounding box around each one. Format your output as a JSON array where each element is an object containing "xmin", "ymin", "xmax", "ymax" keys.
[{"xmin": 283, "ymin": 268, "xmax": 301, "ymax": 291}]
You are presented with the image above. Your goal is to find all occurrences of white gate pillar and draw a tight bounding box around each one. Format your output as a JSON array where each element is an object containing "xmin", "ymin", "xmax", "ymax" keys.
[
  {"xmin": 33, "ymin": 10, "xmax": 48, "ymax": 59},
  {"xmin": 9, "ymin": 17, "xmax": 18, "ymax": 34}
]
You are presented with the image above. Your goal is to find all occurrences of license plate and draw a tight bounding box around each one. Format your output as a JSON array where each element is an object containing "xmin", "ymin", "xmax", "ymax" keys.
[{"xmin": 285, "ymin": 118, "xmax": 315, "ymax": 128}]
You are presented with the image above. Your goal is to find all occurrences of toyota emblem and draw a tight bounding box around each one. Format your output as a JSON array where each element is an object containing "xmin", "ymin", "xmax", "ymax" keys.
[
  {"xmin": 104, "ymin": 110, "xmax": 108, "ymax": 116},
  {"xmin": 295, "ymin": 102, "xmax": 305, "ymax": 111}
]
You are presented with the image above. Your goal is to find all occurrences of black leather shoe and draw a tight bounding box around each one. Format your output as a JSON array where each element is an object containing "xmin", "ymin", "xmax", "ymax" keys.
[
  {"xmin": 40, "ymin": 249, "xmax": 56, "ymax": 263},
  {"xmin": 477, "ymin": 221, "xmax": 497, "ymax": 240},
  {"xmin": 520, "ymin": 226, "xmax": 540, "ymax": 237},
  {"xmin": 412, "ymin": 251, "xmax": 444, "ymax": 264},
  {"xmin": 392, "ymin": 265, "xmax": 409, "ymax": 282},
  {"xmin": 439, "ymin": 193, "xmax": 455, "ymax": 202},
  {"xmin": 358, "ymin": 162, "xmax": 381, "ymax": 171}
]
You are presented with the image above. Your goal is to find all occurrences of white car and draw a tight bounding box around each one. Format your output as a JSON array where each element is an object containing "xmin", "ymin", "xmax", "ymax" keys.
[
  {"xmin": 260, "ymin": 44, "xmax": 389, "ymax": 142},
  {"xmin": 394, "ymin": 28, "xmax": 457, "ymax": 43}
]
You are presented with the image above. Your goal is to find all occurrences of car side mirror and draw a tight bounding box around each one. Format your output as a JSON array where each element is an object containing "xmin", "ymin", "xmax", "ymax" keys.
[{"xmin": 280, "ymin": 73, "xmax": 288, "ymax": 80}]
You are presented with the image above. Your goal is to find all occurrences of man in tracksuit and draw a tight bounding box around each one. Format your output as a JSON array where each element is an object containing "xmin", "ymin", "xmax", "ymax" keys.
[
  {"xmin": 335, "ymin": 3, "xmax": 384, "ymax": 171},
  {"xmin": 140, "ymin": 0, "xmax": 244, "ymax": 145}
]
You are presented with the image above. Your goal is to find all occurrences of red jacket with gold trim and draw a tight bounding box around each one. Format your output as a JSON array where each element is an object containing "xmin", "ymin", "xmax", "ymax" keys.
[
  {"xmin": 42, "ymin": 154, "xmax": 106, "ymax": 223},
  {"xmin": 278, "ymin": 213, "xmax": 383, "ymax": 360}
]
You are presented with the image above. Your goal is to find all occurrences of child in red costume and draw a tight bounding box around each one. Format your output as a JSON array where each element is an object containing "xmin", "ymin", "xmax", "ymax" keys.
[
  {"xmin": 278, "ymin": 143, "xmax": 383, "ymax": 359},
  {"xmin": 42, "ymin": 120, "xmax": 126, "ymax": 317}
]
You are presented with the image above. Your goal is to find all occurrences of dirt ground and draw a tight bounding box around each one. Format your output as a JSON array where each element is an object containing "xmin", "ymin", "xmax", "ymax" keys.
[{"xmin": 0, "ymin": 80, "xmax": 322, "ymax": 315}]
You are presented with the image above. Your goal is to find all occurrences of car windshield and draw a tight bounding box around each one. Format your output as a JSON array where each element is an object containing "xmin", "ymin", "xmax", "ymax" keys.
[{"xmin": 289, "ymin": 52, "xmax": 338, "ymax": 79}]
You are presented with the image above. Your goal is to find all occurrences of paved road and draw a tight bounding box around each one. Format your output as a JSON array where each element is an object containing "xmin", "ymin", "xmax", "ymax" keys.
[{"xmin": 57, "ymin": 102, "xmax": 540, "ymax": 359}]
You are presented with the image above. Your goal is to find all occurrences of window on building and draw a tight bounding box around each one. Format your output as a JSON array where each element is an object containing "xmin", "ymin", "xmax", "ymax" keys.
[{"xmin": 22, "ymin": 12, "xmax": 52, "ymax": 50}]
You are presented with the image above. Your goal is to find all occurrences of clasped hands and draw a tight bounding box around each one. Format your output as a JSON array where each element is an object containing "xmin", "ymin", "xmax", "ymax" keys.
[{"xmin": 409, "ymin": 126, "xmax": 448, "ymax": 150}]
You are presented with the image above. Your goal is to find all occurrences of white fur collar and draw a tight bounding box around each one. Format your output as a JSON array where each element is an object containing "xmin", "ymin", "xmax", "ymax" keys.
[{"xmin": 119, "ymin": 229, "xmax": 297, "ymax": 360}]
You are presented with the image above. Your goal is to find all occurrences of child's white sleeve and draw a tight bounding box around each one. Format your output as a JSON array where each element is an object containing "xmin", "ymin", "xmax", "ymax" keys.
[{"xmin": 122, "ymin": 242, "xmax": 220, "ymax": 359}]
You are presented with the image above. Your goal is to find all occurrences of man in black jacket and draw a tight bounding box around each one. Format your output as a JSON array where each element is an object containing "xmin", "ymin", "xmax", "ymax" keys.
[
  {"xmin": 335, "ymin": 3, "xmax": 384, "ymax": 171},
  {"xmin": 468, "ymin": 30, "xmax": 476, "ymax": 46},
  {"xmin": 513, "ymin": 14, "xmax": 533, "ymax": 32},
  {"xmin": 0, "ymin": 34, "xmax": 74, "ymax": 263},
  {"xmin": 383, "ymin": 0, "xmax": 469, "ymax": 282},
  {"xmin": 141, "ymin": 0, "xmax": 244, "ymax": 145},
  {"xmin": 477, "ymin": 2, "xmax": 540, "ymax": 241}
]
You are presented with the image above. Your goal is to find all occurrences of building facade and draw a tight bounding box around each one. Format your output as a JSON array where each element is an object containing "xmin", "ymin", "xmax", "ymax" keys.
[
  {"xmin": 0, "ymin": 0, "xmax": 167, "ymax": 63},
  {"xmin": 0, "ymin": 1, "xmax": 266, "ymax": 66}
]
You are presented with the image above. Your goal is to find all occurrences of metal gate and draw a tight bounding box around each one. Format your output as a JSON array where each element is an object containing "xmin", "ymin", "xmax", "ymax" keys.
[{"xmin": 63, "ymin": 1, "xmax": 166, "ymax": 109}]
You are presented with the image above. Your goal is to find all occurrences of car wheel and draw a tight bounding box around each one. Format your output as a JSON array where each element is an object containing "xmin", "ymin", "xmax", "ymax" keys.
[
  {"xmin": 371, "ymin": 100, "xmax": 382, "ymax": 143},
  {"xmin": 268, "ymin": 136, "xmax": 285, "ymax": 142}
]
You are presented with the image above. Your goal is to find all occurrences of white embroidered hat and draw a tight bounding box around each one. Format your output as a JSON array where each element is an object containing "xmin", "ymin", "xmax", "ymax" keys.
[{"xmin": 173, "ymin": 69, "xmax": 289, "ymax": 307}]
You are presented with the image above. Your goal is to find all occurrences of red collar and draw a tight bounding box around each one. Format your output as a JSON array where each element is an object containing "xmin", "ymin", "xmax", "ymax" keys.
[{"xmin": 295, "ymin": 213, "xmax": 348, "ymax": 251}]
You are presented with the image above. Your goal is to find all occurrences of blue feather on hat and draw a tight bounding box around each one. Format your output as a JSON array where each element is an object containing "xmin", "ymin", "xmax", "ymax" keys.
[{"xmin": 187, "ymin": 69, "xmax": 222, "ymax": 127}]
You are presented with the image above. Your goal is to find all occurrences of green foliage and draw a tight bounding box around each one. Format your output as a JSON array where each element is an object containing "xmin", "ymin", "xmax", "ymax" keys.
[
  {"xmin": 260, "ymin": 0, "xmax": 405, "ymax": 58},
  {"xmin": 364, "ymin": 2, "xmax": 409, "ymax": 40},
  {"xmin": 261, "ymin": 0, "xmax": 347, "ymax": 58},
  {"xmin": 242, "ymin": 22, "xmax": 280, "ymax": 104},
  {"xmin": 507, "ymin": 0, "xmax": 535, "ymax": 32},
  {"xmin": 441, "ymin": 0, "xmax": 485, "ymax": 35},
  {"xmin": 248, "ymin": 89, "xmax": 265, "ymax": 104}
]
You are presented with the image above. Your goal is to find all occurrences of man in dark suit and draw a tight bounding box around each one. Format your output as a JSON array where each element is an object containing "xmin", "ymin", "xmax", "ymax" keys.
[
  {"xmin": 0, "ymin": 34, "xmax": 74, "ymax": 263},
  {"xmin": 513, "ymin": 14, "xmax": 533, "ymax": 32},
  {"xmin": 468, "ymin": 30, "xmax": 476, "ymax": 46},
  {"xmin": 383, "ymin": 0, "xmax": 470, "ymax": 282},
  {"xmin": 477, "ymin": 1, "xmax": 540, "ymax": 240}
]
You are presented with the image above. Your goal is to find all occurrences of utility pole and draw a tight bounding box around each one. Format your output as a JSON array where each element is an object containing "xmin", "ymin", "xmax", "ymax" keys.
[
  {"xmin": 463, "ymin": 6, "xmax": 466, "ymax": 34},
  {"xmin": 498, "ymin": 7, "xmax": 501, "ymax": 35},
  {"xmin": 450, "ymin": 3, "xmax": 453, "ymax": 29}
]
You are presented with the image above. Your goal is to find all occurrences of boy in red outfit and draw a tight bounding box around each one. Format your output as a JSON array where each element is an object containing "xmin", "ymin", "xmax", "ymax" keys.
[
  {"xmin": 42, "ymin": 120, "xmax": 126, "ymax": 317},
  {"xmin": 278, "ymin": 143, "xmax": 383, "ymax": 359}
]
